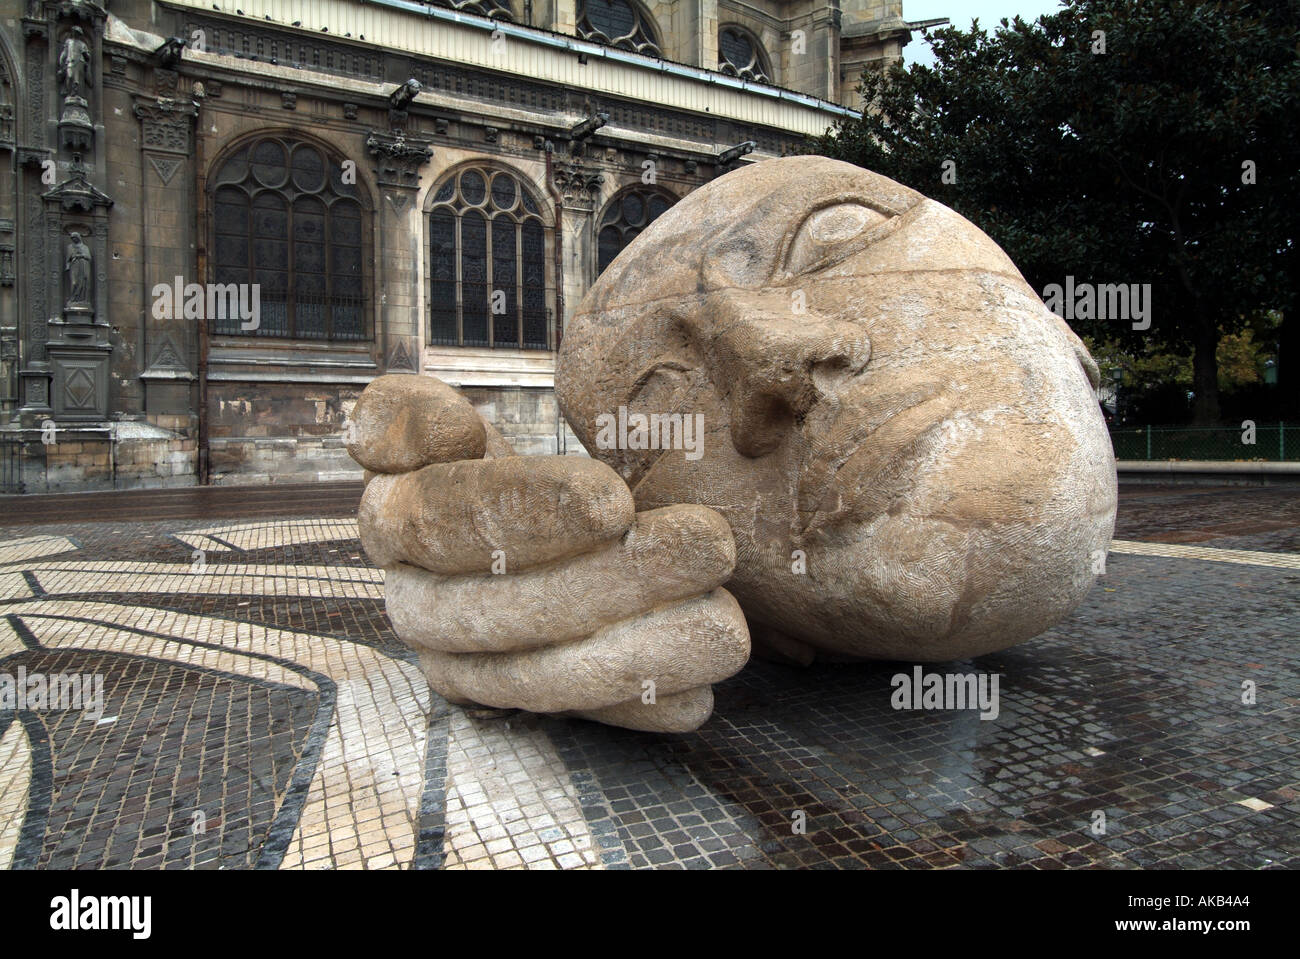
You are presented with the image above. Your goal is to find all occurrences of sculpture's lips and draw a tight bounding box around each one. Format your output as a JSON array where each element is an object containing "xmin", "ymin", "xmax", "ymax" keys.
[{"xmin": 795, "ymin": 391, "xmax": 958, "ymax": 537}]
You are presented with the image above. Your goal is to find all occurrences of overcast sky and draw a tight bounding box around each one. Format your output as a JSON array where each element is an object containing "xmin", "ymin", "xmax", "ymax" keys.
[{"xmin": 902, "ymin": 0, "xmax": 1068, "ymax": 67}]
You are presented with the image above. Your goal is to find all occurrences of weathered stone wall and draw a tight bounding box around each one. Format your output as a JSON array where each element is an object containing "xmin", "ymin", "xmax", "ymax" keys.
[
  {"xmin": 1, "ymin": 413, "xmax": 196, "ymax": 492},
  {"xmin": 459, "ymin": 385, "xmax": 588, "ymax": 458},
  {"xmin": 208, "ymin": 382, "xmax": 361, "ymax": 485}
]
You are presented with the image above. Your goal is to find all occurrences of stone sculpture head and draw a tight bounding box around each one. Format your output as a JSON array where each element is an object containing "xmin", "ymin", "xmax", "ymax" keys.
[{"xmin": 557, "ymin": 155, "xmax": 1117, "ymax": 662}]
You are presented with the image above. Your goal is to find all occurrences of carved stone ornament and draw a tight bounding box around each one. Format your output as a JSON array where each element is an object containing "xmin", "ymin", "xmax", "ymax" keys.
[
  {"xmin": 365, "ymin": 130, "xmax": 433, "ymax": 189},
  {"xmin": 133, "ymin": 98, "xmax": 199, "ymax": 155},
  {"xmin": 42, "ymin": 160, "xmax": 114, "ymax": 213},
  {"xmin": 552, "ymin": 159, "xmax": 604, "ymax": 208}
]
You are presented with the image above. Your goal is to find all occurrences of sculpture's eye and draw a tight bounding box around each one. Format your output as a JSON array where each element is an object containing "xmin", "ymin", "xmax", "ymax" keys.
[
  {"xmin": 629, "ymin": 360, "xmax": 692, "ymax": 414},
  {"xmin": 784, "ymin": 203, "xmax": 893, "ymax": 276}
]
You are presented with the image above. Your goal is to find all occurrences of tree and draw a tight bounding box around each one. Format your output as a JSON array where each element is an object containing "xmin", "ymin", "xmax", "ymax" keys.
[{"xmin": 804, "ymin": 0, "xmax": 1299, "ymax": 424}]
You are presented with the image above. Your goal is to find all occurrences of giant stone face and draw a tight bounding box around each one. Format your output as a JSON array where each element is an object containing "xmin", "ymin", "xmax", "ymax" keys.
[{"xmin": 558, "ymin": 156, "xmax": 1117, "ymax": 662}]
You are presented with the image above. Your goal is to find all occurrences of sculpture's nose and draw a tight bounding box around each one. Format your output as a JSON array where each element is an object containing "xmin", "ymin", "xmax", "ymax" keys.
[{"xmin": 701, "ymin": 290, "xmax": 871, "ymax": 458}]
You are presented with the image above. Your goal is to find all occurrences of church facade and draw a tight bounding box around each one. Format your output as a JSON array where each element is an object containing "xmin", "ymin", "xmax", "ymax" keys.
[{"xmin": 0, "ymin": 0, "xmax": 915, "ymax": 491}]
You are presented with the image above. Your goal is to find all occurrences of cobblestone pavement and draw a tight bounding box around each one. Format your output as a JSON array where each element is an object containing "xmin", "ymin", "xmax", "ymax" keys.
[{"xmin": 0, "ymin": 484, "xmax": 1296, "ymax": 870}]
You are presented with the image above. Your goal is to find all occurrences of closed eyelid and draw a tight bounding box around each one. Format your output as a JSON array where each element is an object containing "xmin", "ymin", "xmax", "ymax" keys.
[{"xmin": 779, "ymin": 198, "xmax": 904, "ymax": 278}]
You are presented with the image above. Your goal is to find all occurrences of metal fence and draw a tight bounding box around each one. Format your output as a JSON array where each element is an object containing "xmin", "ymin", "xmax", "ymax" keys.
[{"xmin": 1110, "ymin": 424, "xmax": 1297, "ymax": 461}]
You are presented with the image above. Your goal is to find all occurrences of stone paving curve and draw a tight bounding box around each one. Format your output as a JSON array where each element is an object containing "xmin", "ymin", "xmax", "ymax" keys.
[{"xmin": 0, "ymin": 484, "xmax": 1296, "ymax": 869}]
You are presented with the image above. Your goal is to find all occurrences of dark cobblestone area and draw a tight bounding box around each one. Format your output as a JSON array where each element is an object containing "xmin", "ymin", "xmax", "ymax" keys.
[
  {"xmin": 542, "ymin": 547, "xmax": 1298, "ymax": 869},
  {"xmin": 0, "ymin": 483, "xmax": 1295, "ymax": 869},
  {"xmin": 1114, "ymin": 484, "xmax": 1300, "ymax": 552}
]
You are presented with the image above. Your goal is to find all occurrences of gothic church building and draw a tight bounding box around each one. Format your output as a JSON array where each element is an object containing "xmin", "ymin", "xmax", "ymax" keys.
[{"xmin": 0, "ymin": 0, "xmax": 916, "ymax": 490}]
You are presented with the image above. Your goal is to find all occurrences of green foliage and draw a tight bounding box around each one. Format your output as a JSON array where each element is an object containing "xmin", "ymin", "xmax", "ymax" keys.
[{"xmin": 804, "ymin": 0, "xmax": 1299, "ymax": 424}]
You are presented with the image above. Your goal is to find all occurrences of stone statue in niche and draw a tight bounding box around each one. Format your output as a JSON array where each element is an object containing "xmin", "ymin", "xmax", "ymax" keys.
[
  {"xmin": 57, "ymin": 27, "xmax": 95, "ymax": 150},
  {"xmin": 65, "ymin": 231, "xmax": 91, "ymax": 308},
  {"xmin": 347, "ymin": 156, "xmax": 1118, "ymax": 733},
  {"xmin": 58, "ymin": 27, "xmax": 91, "ymax": 101}
]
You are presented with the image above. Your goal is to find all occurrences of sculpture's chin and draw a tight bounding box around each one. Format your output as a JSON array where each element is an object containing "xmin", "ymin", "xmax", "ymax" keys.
[
  {"xmin": 731, "ymin": 412, "xmax": 1118, "ymax": 663},
  {"xmin": 733, "ymin": 509, "xmax": 1109, "ymax": 662}
]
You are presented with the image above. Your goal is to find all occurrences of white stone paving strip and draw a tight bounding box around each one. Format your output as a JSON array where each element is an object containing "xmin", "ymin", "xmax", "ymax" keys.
[
  {"xmin": 175, "ymin": 519, "xmax": 360, "ymax": 553},
  {"xmin": 11, "ymin": 613, "xmax": 312, "ymax": 691},
  {"xmin": 10, "ymin": 561, "xmax": 382, "ymax": 601},
  {"xmin": 443, "ymin": 709, "xmax": 601, "ymax": 870},
  {"xmin": 0, "ymin": 573, "xmax": 35, "ymax": 602},
  {"xmin": 1109, "ymin": 539, "xmax": 1300, "ymax": 570},
  {"xmin": 0, "ymin": 613, "xmax": 31, "ymax": 655},
  {"xmin": 0, "ymin": 721, "xmax": 32, "ymax": 871},
  {"xmin": 0, "ymin": 534, "xmax": 78, "ymax": 566}
]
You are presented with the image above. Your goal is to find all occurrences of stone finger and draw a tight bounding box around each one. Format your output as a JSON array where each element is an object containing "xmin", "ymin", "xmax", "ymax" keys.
[
  {"xmin": 569, "ymin": 685, "xmax": 716, "ymax": 732},
  {"xmin": 415, "ymin": 588, "xmax": 750, "ymax": 714},
  {"xmin": 359, "ymin": 455, "xmax": 634, "ymax": 572},
  {"xmin": 347, "ymin": 373, "xmax": 486, "ymax": 473}
]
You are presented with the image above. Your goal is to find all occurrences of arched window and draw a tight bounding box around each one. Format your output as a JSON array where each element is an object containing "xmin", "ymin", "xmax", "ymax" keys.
[
  {"xmin": 211, "ymin": 136, "xmax": 371, "ymax": 340},
  {"xmin": 428, "ymin": 167, "xmax": 550, "ymax": 350},
  {"xmin": 597, "ymin": 187, "xmax": 675, "ymax": 275},
  {"xmin": 718, "ymin": 25, "xmax": 770, "ymax": 83},
  {"xmin": 578, "ymin": 0, "xmax": 662, "ymax": 57},
  {"xmin": 425, "ymin": 0, "xmax": 514, "ymax": 19}
]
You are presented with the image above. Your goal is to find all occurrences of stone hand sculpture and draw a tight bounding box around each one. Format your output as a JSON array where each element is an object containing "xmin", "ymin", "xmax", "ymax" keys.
[
  {"xmin": 350, "ymin": 156, "xmax": 1117, "ymax": 731},
  {"xmin": 349, "ymin": 374, "xmax": 751, "ymax": 733}
]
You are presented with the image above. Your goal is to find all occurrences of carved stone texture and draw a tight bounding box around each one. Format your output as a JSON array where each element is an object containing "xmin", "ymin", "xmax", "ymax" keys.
[
  {"xmin": 365, "ymin": 130, "xmax": 432, "ymax": 189},
  {"xmin": 154, "ymin": 67, "xmax": 178, "ymax": 96},
  {"xmin": 42, "ymin": 159, "xmax": 113, "ymax": 213},
  {"xmin": 348, "ymin": 374, "xmax": 748, "ymax": 733},
  {"xmin": 552, "ymin": 158, "xmax": 603, "ymax": 209},
  {"xmin": 147, "ymin": 154, "xmax": 182, "ymax": 185},
  {"xmin": 26, "ymin": 37, "xmax": 46, "ymax": 149},
  {"xmin": 26, "ymin": 194, "xmax": 46, "ymax": 354},
  {"xmin": 558, "ymin": 156, "xmax": 1118, "ymax": 663},
  {"xmin": 386, "ymin": 335, "xmax": 418, "ymax": 373},
  {"xmin": 49, "ymin": 345, "xmax": 110, "ymax": 420},
  {"xmin": 58, "ymin": 97, "xmax": 93, "ymax": 152},
  {"xmin": 133, "ymin": 98, "xmax": 198, "ymax": 155},
  {"xmin": 343, "ymin": 102, "xmax": 358, "ymax": 120}
]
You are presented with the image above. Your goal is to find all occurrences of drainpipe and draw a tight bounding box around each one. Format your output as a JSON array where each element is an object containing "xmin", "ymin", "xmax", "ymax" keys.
[
  {"xmin": 545, "ymin": 144, "xmax": 566, "ymax": 454},
  {"xmin": 195, "ymin": 103, "xmax": 210, "ymax": 485}
]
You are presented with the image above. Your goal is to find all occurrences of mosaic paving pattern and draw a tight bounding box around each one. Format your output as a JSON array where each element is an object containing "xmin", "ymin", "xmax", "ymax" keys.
[{"xmin": 0, "ymin": 484, "xmax": 1296, "ymax": 870}]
